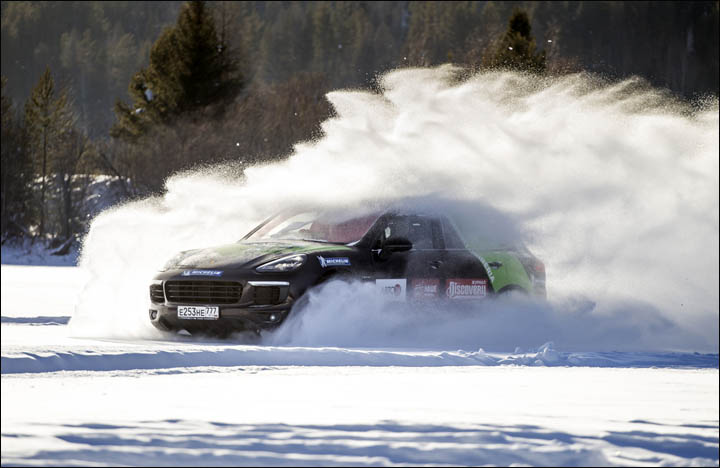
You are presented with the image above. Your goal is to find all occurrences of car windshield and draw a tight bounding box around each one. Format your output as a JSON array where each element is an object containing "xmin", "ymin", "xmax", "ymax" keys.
[{"xmin": 246, "ymin": 210, "xmax": 381, "ymax": 244}]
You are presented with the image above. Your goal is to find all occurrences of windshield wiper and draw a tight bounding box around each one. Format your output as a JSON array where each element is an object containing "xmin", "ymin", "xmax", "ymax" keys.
[{"xmin": 300, "ymin": 238, "xmax": 350, "ymax": 244}]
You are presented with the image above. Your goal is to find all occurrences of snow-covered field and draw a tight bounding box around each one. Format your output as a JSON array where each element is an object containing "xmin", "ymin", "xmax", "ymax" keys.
[{"xmin": 1, "ymin": 265, "xmax": 718, "ymax": 466}]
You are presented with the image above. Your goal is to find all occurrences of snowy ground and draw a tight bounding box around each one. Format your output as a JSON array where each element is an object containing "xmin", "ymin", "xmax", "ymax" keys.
[
  {"xmin": 1, "ymin": 265, "xmax": 718, "ymax": 466},
  {"xmin": 1, "ymin": 241, "xmax": 79, "ymax": 267}
]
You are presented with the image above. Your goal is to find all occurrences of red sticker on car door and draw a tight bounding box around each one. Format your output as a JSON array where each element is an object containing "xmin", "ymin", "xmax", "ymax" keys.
[{"xmin": 411, "ymin": 279, "xmax": 440, "ymax": 298}]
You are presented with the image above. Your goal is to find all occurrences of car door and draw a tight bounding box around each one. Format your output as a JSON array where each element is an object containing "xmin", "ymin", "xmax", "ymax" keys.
[
  {"xmin": 438, "ymin": 217, "xmax": 493, "ymax": 300},
  {"xmin": 370, "ymin": 214, "xmax": 446, "ymax": 301}
]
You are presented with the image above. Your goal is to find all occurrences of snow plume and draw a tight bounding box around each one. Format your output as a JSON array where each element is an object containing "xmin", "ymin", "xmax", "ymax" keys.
[{"xmin": 72, "ymin": 66, "xmax": 719, "ymax": 352}]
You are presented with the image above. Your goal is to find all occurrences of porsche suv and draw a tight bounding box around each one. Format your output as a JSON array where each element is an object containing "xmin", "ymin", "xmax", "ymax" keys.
[{"xmin": 149, "ymin": 206, "xmax": 546, "ymax": 335}]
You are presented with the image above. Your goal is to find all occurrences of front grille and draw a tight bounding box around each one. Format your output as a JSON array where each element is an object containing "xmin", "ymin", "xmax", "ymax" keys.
[
  {"xmin": 150, "ymin": 284, "xmax": 165, "ymax": 303},
  {"xmin": 165, "ymin": 280, "xmax": 242, "ymax": 304},
  {"xmin": 253, "ymin": 286, "xmax": 281, "ymax": 305}
]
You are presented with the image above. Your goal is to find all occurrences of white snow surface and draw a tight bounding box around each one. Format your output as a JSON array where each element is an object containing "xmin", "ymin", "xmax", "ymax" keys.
[{"xmin": 1, "ymin": 265, "xmax": 718, "ymax": 466}]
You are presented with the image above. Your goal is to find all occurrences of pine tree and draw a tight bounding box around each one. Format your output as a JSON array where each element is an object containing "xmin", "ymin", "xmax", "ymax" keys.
[
  {"xmin": 486, "ymin": 9, "xmax": 546, "ymax": 73},
  {"xmin": 1, "ymin": 77, "xmax": 33, "ymax": 240},
  {"xmin": 111, "ymin": 1, "xmax": 243, "ymax": 140},
  {"xmin": 24, "ymin": 67, "xmax": 75, "ymax": 240},
  {"xmin": 53, "ymin": 128, "xmax": 92, "ymax": 243}
]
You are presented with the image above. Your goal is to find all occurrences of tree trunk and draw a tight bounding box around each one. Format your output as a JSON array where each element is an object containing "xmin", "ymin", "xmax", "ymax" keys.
[
  {"xmin": 62, "ymin": 173, "xmax": 72, "ymax": 241},
  {"xmin": 39, "ymin": 128, "xmax": 47, "ymax": 240}
]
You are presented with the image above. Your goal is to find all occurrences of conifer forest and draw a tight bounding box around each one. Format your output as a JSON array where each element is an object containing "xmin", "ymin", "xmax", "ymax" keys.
[{"xmin": 1, "ymin": 1, "xmax": 718, "ymax": 248}]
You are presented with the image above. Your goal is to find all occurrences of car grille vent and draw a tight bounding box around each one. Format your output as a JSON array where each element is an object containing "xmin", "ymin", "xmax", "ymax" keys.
[
  {"xmin": 150, "ymin": 284, "xmax": 165, "ymax": 303},
  {"xmin": 254, "ymin": 286, "xmax": 281, "ymax": 305},
  {"xmin": 165, "ymin": 280, "xmax": 242, "ymax": 305}
]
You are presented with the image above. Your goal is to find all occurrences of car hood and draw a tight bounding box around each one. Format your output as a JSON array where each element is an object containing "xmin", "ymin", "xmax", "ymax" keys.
[{"xmin": 164, "ymin": 240, "xmax": 351, "ymax": 270}]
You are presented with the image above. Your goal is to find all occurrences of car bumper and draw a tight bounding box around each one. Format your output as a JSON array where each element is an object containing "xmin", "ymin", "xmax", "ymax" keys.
[
  {"xmin": 149, "ymin": 275, "xmax": 296, "ymax": 333},
  {"xmin": 149, "ymin": 302, "xmax": 292, "ymax": 333}
]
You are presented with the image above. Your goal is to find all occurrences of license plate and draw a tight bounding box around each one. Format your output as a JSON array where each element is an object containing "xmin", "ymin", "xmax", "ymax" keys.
[{"xmin": 177, "ymin": 305, "xmax": 219, "ymax": 320}]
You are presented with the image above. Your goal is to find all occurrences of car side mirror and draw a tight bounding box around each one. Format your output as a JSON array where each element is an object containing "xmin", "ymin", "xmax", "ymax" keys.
[{"xmin": 378, "ymin": 237, "xmax": 412, "ymax": 260}]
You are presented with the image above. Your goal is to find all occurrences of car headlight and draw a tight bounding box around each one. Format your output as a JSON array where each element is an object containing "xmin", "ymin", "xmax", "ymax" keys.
[{"xmin": 256, "ymin": 254, "xmax": 306, "ymax": 272}]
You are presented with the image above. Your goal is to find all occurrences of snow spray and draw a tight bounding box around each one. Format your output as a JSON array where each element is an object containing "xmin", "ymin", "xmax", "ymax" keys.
[{"xmin": 72, "ymin": 66, "xmax": 719, "ymax": 352}]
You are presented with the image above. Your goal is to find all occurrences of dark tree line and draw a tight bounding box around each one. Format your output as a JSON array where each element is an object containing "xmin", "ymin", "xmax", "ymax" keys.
[
  {"xmin": 1, "ymin": 1, "xmax": 718, "ymax": 248},
  {"xmin": 3, "ymin": 2, "xmax": 717, "ymax": 136}
]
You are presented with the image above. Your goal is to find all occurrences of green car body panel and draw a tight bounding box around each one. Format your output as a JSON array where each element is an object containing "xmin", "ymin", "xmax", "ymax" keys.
[{"xmin": 473, "ymin": 250, "xmax": 533, "ymax": 293}]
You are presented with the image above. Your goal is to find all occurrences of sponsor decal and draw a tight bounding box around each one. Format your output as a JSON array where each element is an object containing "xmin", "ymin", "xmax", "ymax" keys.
[
  {"xmin": 317, "ymin": 256, "xmax": 351, "ymax": 268},
  {"xmin": 181, "ymin": 270, "xmax": 223, "ymax": 277},
  {"xmin": 411, "ymin": 278, "xmax": 440, "ymax": 298},
  {"xmin": 445, "ymin": 279, "xmax": 487, "ymax": 299},
  {"xmin": 477, "ymin": 256, "xmax": 495, "ymax": 284},
  {"xmin": 376, "ymin": 279, "xmax": 407, "ymax": 301}
]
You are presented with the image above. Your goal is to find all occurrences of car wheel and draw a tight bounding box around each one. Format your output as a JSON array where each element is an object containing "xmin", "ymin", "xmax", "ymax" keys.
[
  {"xmin": 496, "ymin": 285, "xmax": 529, "ymax": 298},
  {"xmin": 289, "ymin": 273, "xmax": 353, "ymax": 317}
]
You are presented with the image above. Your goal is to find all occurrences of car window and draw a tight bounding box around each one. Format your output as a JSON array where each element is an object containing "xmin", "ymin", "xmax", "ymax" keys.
[
  {"xmin": 441, "ymin": 217, "xmax": 467, "ymax": 249},
  {"xmin": 445, "ymin": 214, "xmax": 522, "ymax": 251},
  {"xmin": 378, "ymin": 215, "xmax": 440, "ymax": 250}
]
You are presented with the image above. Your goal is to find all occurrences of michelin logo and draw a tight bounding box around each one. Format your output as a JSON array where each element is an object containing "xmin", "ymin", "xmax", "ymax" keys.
[
  {"xmin": 181, "ymin": 270, "xmax": 223, "ymax": 276},
  {"xmin": 317, "ymin": 256, "xmax": 351, "ymax": 268}
]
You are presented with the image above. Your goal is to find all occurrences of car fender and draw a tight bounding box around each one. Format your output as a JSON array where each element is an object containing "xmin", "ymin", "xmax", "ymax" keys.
[{"xmin": 473, "ymin": 251, "xmax": 532, "ymax": 294}]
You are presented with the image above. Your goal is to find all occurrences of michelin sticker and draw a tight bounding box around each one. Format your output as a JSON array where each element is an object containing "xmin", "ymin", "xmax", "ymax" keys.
[
  {"xmin": 181, "ymin": 270, "xmax": 223, "ymax": 277},
  {"xmin": 317, "ymin": 256, "xmax": 351, "ymax": 268},
  {"xmin": 376, "ymin": 279, "xmax": 407, "ymax": 301}
]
